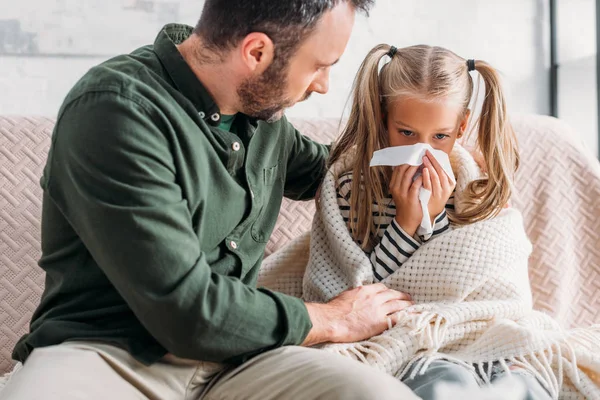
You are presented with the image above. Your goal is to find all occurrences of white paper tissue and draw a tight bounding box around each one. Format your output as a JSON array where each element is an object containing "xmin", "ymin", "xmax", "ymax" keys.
[{"xmin": 369, "ymin": 143, "xmax": 455, "ymax": 236}]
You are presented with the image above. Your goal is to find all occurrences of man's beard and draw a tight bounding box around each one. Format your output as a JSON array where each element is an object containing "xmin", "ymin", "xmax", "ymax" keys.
[{"xmin": 238, "ymin": 58, "xmax": 311, "ymax": 123}]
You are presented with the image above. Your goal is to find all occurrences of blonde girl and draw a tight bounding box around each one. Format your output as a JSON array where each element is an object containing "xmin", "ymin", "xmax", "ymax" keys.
[{"xmin": 328, "ymin": 44, "xmax": 550, "ymax": 400}]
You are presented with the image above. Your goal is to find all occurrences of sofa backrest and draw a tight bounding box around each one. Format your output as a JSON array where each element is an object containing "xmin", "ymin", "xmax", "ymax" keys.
[
  {"xmin": 0, "ymin": 115, "xmax": 599, "ymax": 375},
  {"xmin": 0, "ymin": 116, "xmax": 52, "ymax": 373}
]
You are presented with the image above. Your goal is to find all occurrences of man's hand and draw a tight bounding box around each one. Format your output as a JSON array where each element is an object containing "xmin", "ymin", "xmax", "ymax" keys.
[{"xmin": 302, "ymin": 284, "xmax": 414, "ymax": 347}]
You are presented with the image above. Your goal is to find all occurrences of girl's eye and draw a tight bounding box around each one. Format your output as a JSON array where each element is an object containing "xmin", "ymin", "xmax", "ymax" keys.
[
  {"xmin": 399, "ymin": 130, "xmax": 414, "ymax": 137},
  {"xmin": 435, "ymin": 134, "xmax": 449, "ymax": 140}
]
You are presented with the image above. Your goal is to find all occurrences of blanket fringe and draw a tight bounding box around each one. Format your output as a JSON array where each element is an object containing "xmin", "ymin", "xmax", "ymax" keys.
[
  {"xmin": 564, "ymin": 338, "xmax": 581, "ymax": 384},
  {"xmin": 408, "ymin": 312, "xmax": 448, "ymax": 352},
  {"xmin": 347, "ymin": 346, "xmax": 368, "ymax": 364},
  {"xmin": 360, "ymin": 340, "xmax": 396, "ymax": 362},
  {"xmin": 477, "ymin": 362, "xmax": 490, "ymax": 385},
  {"xmin": 404, "ymin": 308, "xmax": 595, "ymax": 397},
  {"xmin": 396, "ymin": 352, "xmax": 479, "ymax": 383},
  {"xmin": 355, "ymin": 343, "xmax": 387, "ymax": 366},
  {"xmin": 337, "ymin": 310, "xmax": 599, "ymax": 398},
  {"xmin": 371, "ymin": 320, "xmax": 597, "ymax": 400},
  {"xmin": 539, "ymin": 350, "xmax": 559, "ymax": 396},
  {"xmin": 529, "ymin": 351, "xmax": 558, "ymax": 398}
]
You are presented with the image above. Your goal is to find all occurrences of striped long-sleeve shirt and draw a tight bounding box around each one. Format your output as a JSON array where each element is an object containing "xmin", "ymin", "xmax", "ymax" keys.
[{"xmin": 336, "ymin": 172, "xmax": 454, "ymax": 282}]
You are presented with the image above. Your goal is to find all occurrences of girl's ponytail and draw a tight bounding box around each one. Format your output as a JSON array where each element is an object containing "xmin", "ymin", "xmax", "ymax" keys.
[
  {"xmin": 329, "ymin": 44, "xmax": 393, "ymax": 249},
  {"xmin": 456, "ymin": 60, "xmax": 520, "ymax": 223},
  {"xmin": 328, "ymin": 44, "xmax": 391, "ymax": 168}
]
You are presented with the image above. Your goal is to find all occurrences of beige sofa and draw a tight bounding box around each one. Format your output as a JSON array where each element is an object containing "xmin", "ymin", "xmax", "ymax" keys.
[{"xmin": 0, "ymin": 115, "xmax": 599, "ymax": 376}]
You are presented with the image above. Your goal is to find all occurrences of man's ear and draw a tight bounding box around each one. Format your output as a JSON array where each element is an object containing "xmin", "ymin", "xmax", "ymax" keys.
[{"xmin": 239, "ymin": 32, "xmax": 274, "ymax": 75}]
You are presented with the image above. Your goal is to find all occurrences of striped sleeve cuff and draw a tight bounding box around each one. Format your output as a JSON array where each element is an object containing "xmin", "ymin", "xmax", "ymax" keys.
[
  {"xmin": 370, "ymin": 219, "xmax": 421, "ymax": 281},
  {"xmin": 421, "ymin": 210, "xmax": 451, "ymax": 242}
]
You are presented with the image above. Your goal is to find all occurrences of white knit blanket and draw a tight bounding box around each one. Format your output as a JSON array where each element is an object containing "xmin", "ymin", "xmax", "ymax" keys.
[{"xmin": 300, "ymin": 145, "xmax": 600, "ymax": 399}]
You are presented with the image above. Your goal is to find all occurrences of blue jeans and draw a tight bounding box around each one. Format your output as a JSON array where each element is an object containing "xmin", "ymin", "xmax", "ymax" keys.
[{"xmin": 402, "ymin": 360, "xmax": 553, "ymax": 400}]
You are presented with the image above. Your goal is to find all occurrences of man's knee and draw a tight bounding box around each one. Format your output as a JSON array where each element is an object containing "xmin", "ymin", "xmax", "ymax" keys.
[
  {"xmin": 281, "ymin": 347, "xmax": 419, "ymax": 399},
  {"xmin": 208, "ymin": 346, "xmax": 419, "ymax": 400},
  {"xmin": 328, "ymin": 364, "xmax": 419, "ymax": 399},
  {"xmin": 0, "ymin": 345, "xmax": 145, "ymax": 400}
]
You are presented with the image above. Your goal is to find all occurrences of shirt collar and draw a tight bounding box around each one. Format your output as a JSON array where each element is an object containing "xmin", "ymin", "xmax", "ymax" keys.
[{"xmin": 153, "ymin": 24, "xmax": 223, "ymax": 126}]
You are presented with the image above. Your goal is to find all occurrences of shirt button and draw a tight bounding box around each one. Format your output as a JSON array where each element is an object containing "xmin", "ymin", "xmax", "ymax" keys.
[
  {"xmin": 232, "ymin": 142, "xmax": 241, "ymax": 151},
  {"xmin": 211, "ymin": 113, "xmax": 220, "ymax": 122},
  {"xmin": 230, "ymin": 240, "xmax": 238, "ymax": 250},
  {"xmin": 199, "ymin": 111, "xmax": 205, "ymax": 119}
]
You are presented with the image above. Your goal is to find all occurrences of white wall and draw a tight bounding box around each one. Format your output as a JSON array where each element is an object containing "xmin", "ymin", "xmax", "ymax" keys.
[
  {"xmin": 0, "ymin": 0, "xmax": 597, "ymax": 155},
  {"xmin": 557, "ymin": 0, "xmax": 598, "ymax": 156},
  {"xmin": 290, "ymin": 0, "xmax": 550, "ymax": 120}
]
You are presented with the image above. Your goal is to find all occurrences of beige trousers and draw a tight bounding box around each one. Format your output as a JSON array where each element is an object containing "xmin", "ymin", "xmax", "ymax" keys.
[{"xmin": 0, "ymin": 342, "xmax": 420, "ymax": 400}]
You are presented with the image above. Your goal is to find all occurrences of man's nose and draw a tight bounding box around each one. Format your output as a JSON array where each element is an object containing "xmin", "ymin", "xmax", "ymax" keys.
[{"xmin": 309, "ymin": 69, "xmax": 330, "ymax": 95}]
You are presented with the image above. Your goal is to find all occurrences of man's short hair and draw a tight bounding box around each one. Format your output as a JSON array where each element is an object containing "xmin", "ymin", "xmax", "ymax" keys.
[{"xmin": 194, "ymin": 0, "xmax": 374, "ymax": 56}]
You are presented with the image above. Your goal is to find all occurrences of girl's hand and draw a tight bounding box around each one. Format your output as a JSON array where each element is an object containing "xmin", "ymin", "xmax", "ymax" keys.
[
  {"xmin": 422, "ymin": 150, "xmax": 456, "ymax": 222},
  {"xmin": 389, "ymin": 164, "xmax": 423, "ymax": 237}
]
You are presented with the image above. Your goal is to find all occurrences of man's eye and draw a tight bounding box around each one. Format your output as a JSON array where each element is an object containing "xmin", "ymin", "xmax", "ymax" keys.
[
  {"xmin": 399, "ymin": 130, "xmax": 413, "ymax": 137},
  {"xmin": 435, "ymin": 134, "xmax": 449, "ymax": 140}
]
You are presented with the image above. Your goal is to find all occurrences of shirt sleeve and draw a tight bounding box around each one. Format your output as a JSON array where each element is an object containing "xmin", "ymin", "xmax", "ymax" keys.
[
  {"xmin": 45, "ymin": 93, "xmax": 312, "ymax": 364},
  {"xmin": 336, "ymin": 174, "xmax": 421, "ymax": 282},
  {"xmin": 370, "ymin": 220, "xmax": 421, "ymax": 281},
  {"xmin": 283, "ymin": 118, "xmax": 331, "ymax": 201}
]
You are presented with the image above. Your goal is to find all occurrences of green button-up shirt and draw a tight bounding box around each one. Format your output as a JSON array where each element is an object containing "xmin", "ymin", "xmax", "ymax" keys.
[{"xmin": 13, "ymin": 24, "xmax": 329, "ymax": 365}]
